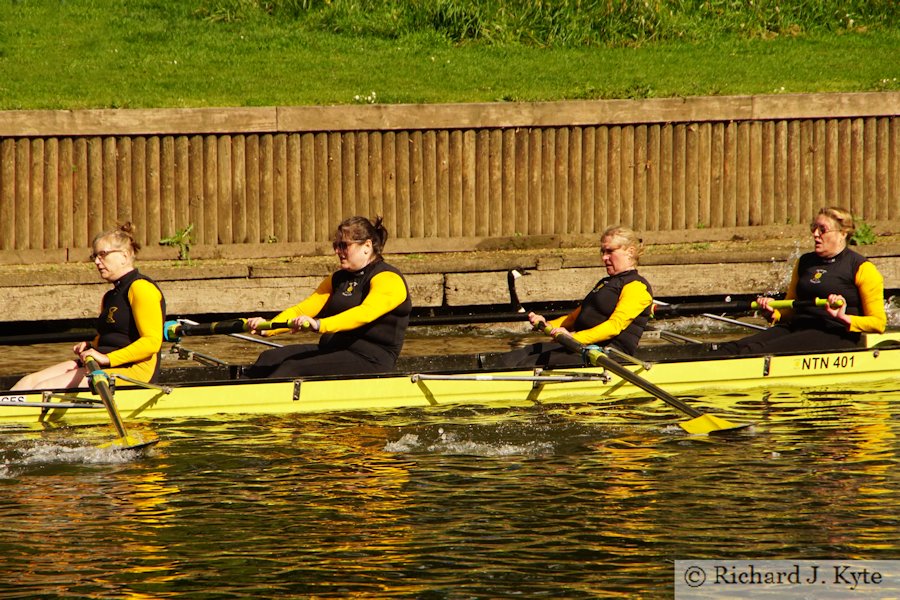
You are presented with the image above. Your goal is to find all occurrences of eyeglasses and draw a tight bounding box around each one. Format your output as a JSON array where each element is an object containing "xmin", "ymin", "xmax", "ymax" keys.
[
  {"xmin": 90, "ymin": 249, "xmax": 125, "ymax": 261},
  {"xmin": 601, "ymin": 246, "xmax": 622, "ymax": 255},
  {"xmin": 810, "ymin": 223, "xmax": 837, "ymax": 235},
  {"xmin": 332, "ymin": 240, "xmax": 365, "ymax": 253}
]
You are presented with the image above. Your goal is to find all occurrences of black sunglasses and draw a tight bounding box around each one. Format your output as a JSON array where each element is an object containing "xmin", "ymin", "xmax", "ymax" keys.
[{"xmin": 332, "ymin": 240, "xmax": 366, "ymax": 252}]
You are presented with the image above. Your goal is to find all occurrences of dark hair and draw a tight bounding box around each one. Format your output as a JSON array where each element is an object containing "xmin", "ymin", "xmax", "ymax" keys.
[
  {"xmin": 335, "ymin": 216, "xmax": 388, "ymax": 258},
  {"xmin": 93, "ymin": 222, "xmax": 141, "ymax": 256}
]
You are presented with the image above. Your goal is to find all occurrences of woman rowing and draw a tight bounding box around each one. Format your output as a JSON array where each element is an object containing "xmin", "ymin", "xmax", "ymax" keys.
[
  {"xmin": 12, "ymin": 223, "xmax": 166, "ymax": 391},
  {"xmin": 497, "ymin": 225, "xmax": 653, "ymax": 368},
  {"xmin": 714, "ymin": 206, "xmax": 886, "ymax": 355},
  {"xmin": 242, "ymin": 215, "xmax": 412, "ymax": 378}
]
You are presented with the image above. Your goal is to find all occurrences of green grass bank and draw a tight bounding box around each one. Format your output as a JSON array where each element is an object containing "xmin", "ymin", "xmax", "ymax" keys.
[{"xmin": 1, "ymin": 0, "xmax": 898, "ymax": 109}]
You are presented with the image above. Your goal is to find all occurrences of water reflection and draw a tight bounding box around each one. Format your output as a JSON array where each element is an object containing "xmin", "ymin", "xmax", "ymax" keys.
[{"xmin": 2, "ymin": 367, "xmax": 900, "ymax": 597}]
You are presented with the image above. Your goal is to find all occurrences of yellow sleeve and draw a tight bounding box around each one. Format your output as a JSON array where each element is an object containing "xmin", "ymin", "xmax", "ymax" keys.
[
  {"xmin": 548, "ymin": 307, "xmax": 581, "ymax": 330},
  {"xmin": 106, "ymin": 280, "xmax": 164, "ymax": 368},
  {"xmin": 570, "ymin": 280, "xmax": 653, "ymax": 345},
  {"xmin": 850, "ymin": 261, "xmax": 886, "ymax": 333},
  {"xmin": 318, "ymin": 271, "xmax": 408, "ymax": 333},
  {"xmin": 263, "ymin": 275, "xmax": 334, "ymax": 336}
]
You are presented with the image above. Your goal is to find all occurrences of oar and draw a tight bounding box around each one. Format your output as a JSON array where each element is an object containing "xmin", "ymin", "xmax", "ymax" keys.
[
  {"xmin": 83, "ymin": 356, "xmax": 157, "ymax": 450},
  {"xmin": 543, "ymin": 326, "xmax": 752, "ymax": 435},
  {"xmin": 653, "ymin": 299, "xmax": 766, "ymax": 331},
  {"xmin": 164, "ymin": 318, "xmax": 291, "ymax": 341},
  {"xmin": 0, "ymin": 330, "xmax": 95, "ymax": 346},
  {"xmin": 651, "ymin": 298, "xmax": 834, "ymax": 319}
]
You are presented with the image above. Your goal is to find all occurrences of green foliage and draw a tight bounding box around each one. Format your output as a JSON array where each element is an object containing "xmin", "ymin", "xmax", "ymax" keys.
[
  {"xmin": 851, "ymin": 219, "xmax": 877, "ymax": 246},
  {"xmin": 0, "ymin": 1, "xmax": 898, "ymax": 109},
  {"xmin": 160, "ymin": 224, "xmax": 195, "ymax": 261}
]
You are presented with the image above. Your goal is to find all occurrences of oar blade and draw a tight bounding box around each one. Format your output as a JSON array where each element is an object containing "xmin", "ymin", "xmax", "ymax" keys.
[
  {"xmin": 679, "ymin": 414, "xmax": 754, "ymax": 435},
  {"xmin": 100, "ymin": 434, "xmax": 160, "ymax": 451}
]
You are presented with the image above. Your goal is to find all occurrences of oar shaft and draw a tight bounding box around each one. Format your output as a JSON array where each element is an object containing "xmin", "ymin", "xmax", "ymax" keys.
[
  {"xmin": 652, "ymin": 297, "xmax": 830, "ymax": 318},
  {"xmin": 84, "ymin": 356, "xmax": 129, "ymax": 440},
  {"xmin": 165, "ymin": 319, "xmax": 291, "ymax": 339}
]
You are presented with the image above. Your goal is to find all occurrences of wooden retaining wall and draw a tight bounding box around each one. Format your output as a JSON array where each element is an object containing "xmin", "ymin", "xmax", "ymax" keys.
[{"xmin": 0, "ymin": 92, "xmax": 897, "ymax": 261}]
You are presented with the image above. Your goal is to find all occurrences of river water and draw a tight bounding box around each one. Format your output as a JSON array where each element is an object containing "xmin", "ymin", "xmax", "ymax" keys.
[{"xmin": 2, "ymin": 319, "xmax": 900, "ymax": 598}]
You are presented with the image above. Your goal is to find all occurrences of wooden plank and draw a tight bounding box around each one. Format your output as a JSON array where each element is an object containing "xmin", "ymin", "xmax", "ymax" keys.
[
  {"xmin": 760, "ymin": 121, "xmax": 774, "ymax": 225},
  {"xmin": 0, "ymin": 139, "xmax": 16, "ymax": 250},
  {"xmin": 355, "ymin": 131, "xmax": 370, "ymax": 221},
  {"xmin": 580, "ymin": 126, "xmax": 595, "ymax": 234},
  {"xmin": 188, "ymin": 135, "xmax": 204, "ymax": 244},
  {"xmin": 216, "ymin": 135, "xmax": 234, "ymax": 244},
  {"xmin": 646, "ymin": 124, "xmax": 660, "ymax": 231},
  {"xmin": 461, "ymin": 129, "xmax": 476, "ymax": 237},
  {"xmin": 381, "ymin": 131, "xmax": 397, "ymax": 237},
  {"xmin": 273, "ymin": 133, "xmax": 288, "ymax": 244},
  {"xmin": 773, "ymin": 121, "xmax": 787, "ymax": 225},
  {"xmin": 366, "ymin": 131, "xmax": 383, "ymax": 226},
  {"xmin": 15, "ymin": 139, "xmax": 30, "ymax": 249},
  {"xmin": 748, "ymin": 121, "xmax": 761, "ymax": 226},
  {"xmin": 394, "ymin": 131, "xmax": 410, "ymax": 238},
  {"xmin": 541, "ymin": 128, "xmax": 556, "ymax": 234},
  {"xmin": 30, "ymin": 139, "xmax": 44, "ymax": 249},
  {"xmin": 785, "ymin": 121, "xmax": 800, "ymax": 225},
  {"xmin": 144, "ymin": 136, "xmax": 161, "ymax": 246},
  {"xmin": 671, "ymin": 124, "xmax": 685, "ymax": 230},
  {"xmin": 891, "ymin": 117, "xmax": 899, "ymax": 219},
  {"xmin": 160, "ymin": 135, "xmax": 176, "ymax": 238},
  {"xmin": 131, "ymin": 137, "xmax": 147, "ymax": 248},
  {"xmin": 300, "ymin": 132, "xmax": 315, "ymax": 241},
  {"xmin": 554, "ymin": 127, "xmax": 569, "ymax": 234},
  {"xmin": 606, "ymin": 126, "xmax": 621, "ymax": 227},
  {"xmin": 722, "ymin": 122, "xmax": 737, "ymax": 228},
  {"xmin": 116, "ymin": 137, "xmax": 133, "ymax": 228},
  {"xmin": 850, "ymin": 118, "xmax": 864, "ymax": 216},
  {"xmin": 708, "ymin": 122, "xmax": 724, "ymax": 229},
  {"xmin": 475, "ymin": 129, "xmax": 490, "ymax": 237},
  {"xmin": 174, "ymin": 135, "xmax": 190, "ymax": 236},
  {"xmin": 684, "ymin": 123, "xmax": 698, "ymax": 230},
  {"xmin": 87, "ymin": 137, "xmax": 104, "ymax": 243},
  {"xmin": 837, "ymin": 119, "xmax": 852, "ymax": 205},
  {"xmin": 436, "ymin": 129, "xmax": 450, "ymax": 237},
  {"xmin": 735, "ymin": 122, "xmax": 750, "ymax": 227},
  {"xmin": 502, "ymin": 128, "xmax": 517, "ymax": 236},
  {"xmin": 486, "ymin": 129, "xmax": 502, "ymax": 237},
  {"xmin": 567, "ymin": 126, "xmax": 582, "ymax": 233},
  {"xmin": 824, "ymin": 119, "xmax": 839, "ymax": 205},
  {"xmin": 57, "ymin": 139, "xmax": 74, "ymax": 249},
  {"xmin": 72, "ymin": 138, "xmax": 89, "ymax": 248},
  {"xmin": 202, "ymin": 135, "xmax": 217, "ymax": 245},
  {"xmin": 527, "ymin": 128, "xmax": 542, "ymax": 235},
  {"xmin": 101, "ymin": 137, "xmax": 117, "ymax": 233},
  {"xmin": 620, "ymin": 125, "xmax": 634, "ymax": 228},
  {"xmin": 697, "ymin": 122, "xmax": 711, "ymax": 229},
  {"xmin": 44, "ymin": 139, "xmax": 59, "ymax": 248},
  {"xmin": 863, "ymin": 117, "xmax": 877, "ymax": 220},
  {"xmin": 812, "ymin": 119, "xmax": 826, "ymax": 208},
  {"xmin": 875, "ymin": 117, "xmax": 890, "ymax": 220},
  {"xmin": 408, "ymin": 130, "xmax": 424, "ymax": 237},
  {"xmin": 658, "ymin": 124, "xmax": 672, "ymax": 230},
  {"xmin": 285, "ymin": 132, "xmax": 301, "ymax": 243},
  {"xmin": 448, "ymin": 130, "xmax": 463, "ymax": 237},
  {"xmin": 422, "ymin": 130, "xmax": 437, "ymax": 237},
  {"xmin": 232, "ymin": 134, "xmax": 248, "ymax": 243},
  {"xmin": 341, "ymin": 131, "xmax": 357, "ymax": 220}
]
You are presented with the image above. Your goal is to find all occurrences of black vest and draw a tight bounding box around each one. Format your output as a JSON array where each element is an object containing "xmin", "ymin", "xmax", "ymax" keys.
[
  {"xmin": 318, "ymin": 260, "xmax": 412, "ymax": 366},
  {"xmin": 95, "ymin": 269, "xmax": 166, "ymax": 370},
  {"xmin": 572, "ymin": 270, "xmax": 653, "ymax": 355},
  {"xmin": 791, "ymin": 248, "xmax": 867, "ymax": 332}
]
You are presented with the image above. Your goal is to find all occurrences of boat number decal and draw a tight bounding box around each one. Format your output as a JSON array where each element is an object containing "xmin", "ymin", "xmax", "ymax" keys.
[
  {"xmin": 800, "ymin": 355, "xmax": 855, "ymax": 370},
  {"xmin": 0, "ymin": 395, "xmax": 29, "ymax": 403}
]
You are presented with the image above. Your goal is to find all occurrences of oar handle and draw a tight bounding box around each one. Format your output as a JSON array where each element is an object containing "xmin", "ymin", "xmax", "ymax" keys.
[{"xmin": 164, "ymin": 319, "xmax": 293, "ymax": 340}]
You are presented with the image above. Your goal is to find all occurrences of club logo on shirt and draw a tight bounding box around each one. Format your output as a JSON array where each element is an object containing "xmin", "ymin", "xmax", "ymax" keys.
[
  {"xmin": 592, "ymin": 280, "xmax": 608, "ymax": 294},
  {"xmin": 810, "ymin": 269, "xmax": 826, "ymax": 284},
  {"xmin": 342, "ymin": 281, "xmax": 358, "ymax": 297},
  {"xmin": 105, "ymin": 306, "xmax": 118, "ymax": 323}
]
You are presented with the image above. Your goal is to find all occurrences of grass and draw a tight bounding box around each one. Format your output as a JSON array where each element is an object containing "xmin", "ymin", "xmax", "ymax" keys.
[{"xmin": 0, "ymin": 1, "xmax": 898, "ymax": 109}]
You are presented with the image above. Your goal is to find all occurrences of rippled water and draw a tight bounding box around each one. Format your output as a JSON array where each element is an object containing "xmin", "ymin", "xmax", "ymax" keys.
[
  {"xmin": 2, "ymin": 322, "xmax": 900, "ymax": 598},
  {"xmin": 3, "ymin": 382, "xmax": 900, "ymax": 598}
]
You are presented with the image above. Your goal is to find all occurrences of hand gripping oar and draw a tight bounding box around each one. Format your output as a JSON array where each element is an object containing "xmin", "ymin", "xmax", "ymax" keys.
[
  {"xmin": 164, "ymin": 318, "xmax": 292, "ymax": 341},
  {"xmin": 83, "ymin": 356, "xmax": 158, "ymax": 450},
  {"xmin": 543, "ymin": 327, "xmax": 752, "ymax": 435}
]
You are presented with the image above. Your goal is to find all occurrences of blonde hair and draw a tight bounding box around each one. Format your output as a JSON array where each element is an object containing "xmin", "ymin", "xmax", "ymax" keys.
[
  {"xmin": 601, "ymin": 225, "xmax": 643, "ymax": 264},
  {"xmin": 816, "ymin": 206, "xmax": 855, "ymax": 240},
  {"xmin": 93, "ymin": 222, "xmax": 141, "ymax": 256}
]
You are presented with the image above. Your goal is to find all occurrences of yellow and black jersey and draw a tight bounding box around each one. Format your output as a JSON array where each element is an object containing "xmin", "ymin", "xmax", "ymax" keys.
[
  {"xmin": 94, "ymin": 269, "xmax": 166, "ymax": 382},
  {"xmin": 779, "ymin": 248, "xmax": 885, "ymax": 334},
  {"xmin": 549, "ymin": 269, "xmax": 653, "ymax": 354},
  {"xmin": 271, "ymin": 260, "xmax": 411, "ymax": 366}
]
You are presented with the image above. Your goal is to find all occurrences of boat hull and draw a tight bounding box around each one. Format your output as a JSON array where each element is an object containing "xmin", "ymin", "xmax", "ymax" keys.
[{"xmin": 1, "ymin": 342, "xmax": 897, "ymax": 430}]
